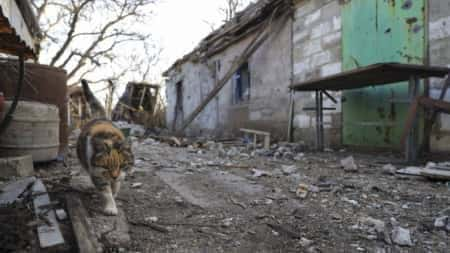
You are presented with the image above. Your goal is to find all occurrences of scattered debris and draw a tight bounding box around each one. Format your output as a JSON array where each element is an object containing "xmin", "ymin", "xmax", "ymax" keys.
[
  {"xmin": 382, "ymin": 164, "xmax": 397, "ymax": 175},
  {"xmin": 0, "ymin": 155, "xmax": 34, "ymax": 177},
  {"xmin": 391, "ymin": 226, "xmax": 413, "ymax": 247},
  {"xmin": 282, "ymin": 165, "xmax": 298, "ymax": 175},
  {"xmin": 340, "ymin": 156, "xmax": 358, "ymax": 172},
  {"xmin": 251, "ymin": 169, "xmax": 271, "ymax": 178},
  {"xmin": 55, "ymin": 209, "xmax": 67, "ymax": 221},
  {"xmin": 296, "ymin": 183, "xmax": 309, "ymax": 199},
  {"xmin": 396, "ymin": 166, "xmax": 423, "ymax": 176},
  {"xmin": 266, "ymin": 223, "xmax": 301, "ymax": 239},
  {"xmin": 434, "ymin": 216, "xmax": 448, "ymax": 230},
  {"xmin": 299, "ymin": 237, "xmax": 314, "ymax": 247},
  {"xmin": 131, "ymin": 182, "xmax": 143, "ymax": 188},
  {"xmin": 421, "ymin": 167, "xmax": 450, "ymax": 181},
  {"xmin": 145, "ymin": 216, "xmax": 159, "ymax": 223},
  {"xmin": 341, "ymin": 197, "xmax": 359, "ymax": 207}
]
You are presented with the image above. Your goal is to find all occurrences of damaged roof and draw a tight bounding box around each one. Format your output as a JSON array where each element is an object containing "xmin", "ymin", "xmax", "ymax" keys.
[
  {"xmin": 163, "ymin": 0, "xmax": 291, "ymax": 77},
  {"xmin": 0, "ymin": 0, "xmax": 41, "ymax": 59}
]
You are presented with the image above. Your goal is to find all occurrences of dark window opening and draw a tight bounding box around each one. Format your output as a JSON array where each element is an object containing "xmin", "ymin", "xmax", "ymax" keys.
[
  {"xmin": 173, "ymin": 81, "xmax": 183, "ymax": 130},
  {"xmin": 233, "ymin": 62, "xmax": 250, "ymax": 104}
]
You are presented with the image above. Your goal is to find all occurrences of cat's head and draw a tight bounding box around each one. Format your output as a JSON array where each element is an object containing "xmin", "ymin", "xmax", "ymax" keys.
[{"xmin": 92, "ymin": 138, "xmax": 134, "ymax": 179}]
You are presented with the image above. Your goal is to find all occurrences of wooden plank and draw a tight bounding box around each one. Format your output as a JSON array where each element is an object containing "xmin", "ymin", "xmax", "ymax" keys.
[
  {"xmin": 65, "ymin": 195, "xmax": 102, "ymax": 253},
  {"xmin": 32, "ymin": 179, "xmax": 65, "ymax": 249},
  {"xmin": 240, "ymin": 128, "xmax": 270, "ymax": 136},
  {"xmin": 423, "ymin": 74, "xmax": 450, "ymax": 151},
  {"xmin": 419, "ymin": 97, "xmax": 450, "ymax": 112},
  {"xmin": 396, "ymin": 167, "xmax": 424, "ymax": 176},
  {"xmin": 421, "ymin": 168, "xmax": 450, "ymax": 181},
  {"xmin": 400, "ymin": 96, "xmax": 420, "ymax": 146},
  {"xmin": 0, "ymin": 176, "xmax": 36, "ymax": 205}
]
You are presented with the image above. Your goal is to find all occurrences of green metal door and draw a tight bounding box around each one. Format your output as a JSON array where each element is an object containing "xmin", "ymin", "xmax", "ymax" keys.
[{"xmin": 342, "ymin": 0, "xmax": 426, "ymax": 149}]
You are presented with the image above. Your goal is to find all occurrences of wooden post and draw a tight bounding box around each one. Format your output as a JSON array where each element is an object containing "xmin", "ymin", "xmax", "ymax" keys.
[
  {"xmin": 319, "ymin": 90, "xmax": 324, "ymax": 151},
  {"xmin": 406, "ymin": 76, "xmax": 419, "ymax": 163},
  {"xmin": 287, "ymin": 90, "xmax": 295, "ymax": 142},
  {"xmin": 315, "ymin": 90, "xmax": 321, "ymax": 151},
  {"xmin": 264, "ymin": 134, "xmax": 271, "ymax": 150}
]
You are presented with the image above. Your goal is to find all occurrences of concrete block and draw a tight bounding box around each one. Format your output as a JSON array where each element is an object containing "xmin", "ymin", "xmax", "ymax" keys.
[
  {"xmin": 294, "ymin": 114, "xmax": 311, "ymax": 128},
  {"xmin": 295, "ymin": 1, "xmax": 316, "ymax": 19},
  {"xmin": 293, "ymin": 30, "xmax": 310, "ymax": 44},
  {"xmin": 322, "ymin": 31, "xmax": 341, "ymax": 46},
  {"xmin": 302, "ymin": 38, "xmax": 322, "ymax": 57},
  {"xmin": 311, "ymin": 51, "xmax": 332, "ymax": 67},
  {"xmin": 332, "ymin": 16, "xmax": 341, "ymax": 31},
  {"xmin": 250, "ymin": 111, "xmax": 262, "ymax": 120},
  {"xmin": 321, "ymin": 62, "xmax": 342, "ymax": 77},
  {"xmin": 305, "ymin": 9, "xmax": 321, "ymax": 26},
  {"xmin": 0, "ymin": 155, "xmax": 34, "ymax": 178},
  {"xmin": 293, "ymin": 57, "xmax": 311, "ymax": 75},
  {"xmin": 430, "ymin": 16, "xmax": 450, "ymax": 41},
  {"xmin": 321, "ymin": 1, "xmax": 341, "ymax": 20},
  {"xmin": 311, "ymin": 22, "xmax": 332, "ymax": 39}
]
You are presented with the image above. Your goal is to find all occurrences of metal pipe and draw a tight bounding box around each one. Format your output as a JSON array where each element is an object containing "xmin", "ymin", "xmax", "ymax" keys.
[
  {"xmin": 315, "ymin": 90, "xmax": 320, "ymax": 150},
  {"xmin": 0, "ymin": 55, "xmax": 25, "ymax": 135},
  {"xmin": 319, "ymin": 90, "xmax": 324, "ymax": 151}
]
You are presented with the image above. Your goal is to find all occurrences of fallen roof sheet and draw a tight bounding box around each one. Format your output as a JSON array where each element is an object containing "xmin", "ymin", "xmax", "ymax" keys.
[
  {"xmin": 290, "ymin": 63, "xmax": 450, "ymax": 91},
  {"xmin": 0, "ymin": 0, "xmax": 40, "ymax": 59}
]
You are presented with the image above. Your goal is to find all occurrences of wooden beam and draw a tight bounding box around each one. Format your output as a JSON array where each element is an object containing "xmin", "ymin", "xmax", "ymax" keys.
[
  {"xmin": 180, "ymin": 12, "xmax": 289, "ymax": 131},
  {"xmin": 419, "ymin": 96, "xmax": 450, "ymax": 112},
  {"xmin": 65, "ymin": 195, "xmax": 102, "ymax": 253}
]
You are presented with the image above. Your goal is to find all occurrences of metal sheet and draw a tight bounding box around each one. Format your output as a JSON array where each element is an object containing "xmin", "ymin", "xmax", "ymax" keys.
[{"xmin": 342, "ymin": 0, "xmax": 426, "ymax": 149}]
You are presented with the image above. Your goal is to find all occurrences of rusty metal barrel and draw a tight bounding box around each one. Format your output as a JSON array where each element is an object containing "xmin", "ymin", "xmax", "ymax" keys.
[
  {"xmin": 0, "ymin": 100, "xmax": 60, "ymax": 162},
  {"xmin": 0, "ymin": 60, "xmax": 68, "ymax": 153}
]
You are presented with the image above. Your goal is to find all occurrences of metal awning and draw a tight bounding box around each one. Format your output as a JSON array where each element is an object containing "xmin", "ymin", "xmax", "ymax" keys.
[
  {"xmin": 0, "ymin": 0, "xmax": 40, "ymax": 59},
  {"xmin": 290, "ymin": 63, "xmax": 450, "ymax": 91}
]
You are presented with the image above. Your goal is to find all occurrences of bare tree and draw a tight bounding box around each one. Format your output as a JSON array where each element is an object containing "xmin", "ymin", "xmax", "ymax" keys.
[
  {"xmin": 219, "ymin": 0, "xmax": 254, "ymax": 22},
  {"xmin": 31, "ymin": 0, "xmax": 161, "ymax": 86}
]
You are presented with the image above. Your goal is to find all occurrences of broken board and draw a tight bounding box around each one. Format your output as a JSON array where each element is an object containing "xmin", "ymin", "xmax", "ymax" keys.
[
  {"xmin": 0, "ymin": 176, "xmax": 36, "ymax": 205},
  {"xmin": 420, "ymin": 168, "xmax": 450, "ymax": 181},
  {"xmin": 32, "ymin": 179, "xmax": 65, "ymax": 248}
]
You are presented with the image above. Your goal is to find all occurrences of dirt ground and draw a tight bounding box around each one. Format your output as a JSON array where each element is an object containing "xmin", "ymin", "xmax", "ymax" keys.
[{"xmin": 36, "ymin": 136, "xmax": 450, "ymax": 253}]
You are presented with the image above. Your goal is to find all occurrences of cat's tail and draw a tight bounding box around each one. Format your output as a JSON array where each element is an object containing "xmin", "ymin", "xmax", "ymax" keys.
[{"xmin": 81, "ymin": 79, "xmax": 107, "ymax": 119}]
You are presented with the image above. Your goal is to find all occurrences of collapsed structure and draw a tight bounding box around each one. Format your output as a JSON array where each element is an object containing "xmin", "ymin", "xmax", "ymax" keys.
[{"xmin": 164, "ymin": 0, "xmax": 450, "ymax": 154}]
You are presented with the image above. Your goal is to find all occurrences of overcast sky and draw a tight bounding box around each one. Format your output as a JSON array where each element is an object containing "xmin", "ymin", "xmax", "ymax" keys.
[{"xmin": 152, "ymin": 0, "xmax": 252, "ymax": 74}]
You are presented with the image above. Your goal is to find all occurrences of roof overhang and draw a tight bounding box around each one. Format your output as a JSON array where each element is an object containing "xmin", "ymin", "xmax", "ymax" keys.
[{"xmin": 0, "ymin": 0, "xmax": 40, "ymax": 59}]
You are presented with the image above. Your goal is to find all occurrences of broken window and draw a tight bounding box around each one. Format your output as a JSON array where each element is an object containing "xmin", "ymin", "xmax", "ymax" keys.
[{"xmin": 233, "ymin": 62, "xmax": 250, "ymax": 104}]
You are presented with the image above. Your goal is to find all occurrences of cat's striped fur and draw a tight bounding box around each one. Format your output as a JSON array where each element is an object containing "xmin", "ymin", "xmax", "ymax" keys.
[{"xmin": 76, "ymin": 80, "xmax": 134, "ymax": 215}]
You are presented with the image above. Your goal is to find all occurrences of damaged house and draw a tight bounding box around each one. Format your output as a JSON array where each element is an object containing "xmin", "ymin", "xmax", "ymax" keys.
[{"xmin": 164, "ymin": 0, "xmax": 450, "ymax": 156}]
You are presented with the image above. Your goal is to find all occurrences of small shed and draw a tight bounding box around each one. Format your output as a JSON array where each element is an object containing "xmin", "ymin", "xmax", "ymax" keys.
[{"xmin": 112, "ymin": 82, "xmax": 165, "ymax": 128}]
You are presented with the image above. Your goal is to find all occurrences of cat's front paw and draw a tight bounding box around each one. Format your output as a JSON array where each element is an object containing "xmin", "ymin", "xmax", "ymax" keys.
[{"xmin": 103, "ymin": 206, "xmax": 118, "ymax": 216}]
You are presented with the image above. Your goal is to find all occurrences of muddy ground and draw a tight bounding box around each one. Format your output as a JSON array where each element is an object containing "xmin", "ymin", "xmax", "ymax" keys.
[{"xmin": 36, "ymin": 137, "xmax": 450, "ymax": 253}]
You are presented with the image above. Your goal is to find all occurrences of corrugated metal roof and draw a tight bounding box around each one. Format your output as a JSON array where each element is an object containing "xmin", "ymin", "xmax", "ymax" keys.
[{"xmin": 0, "ymin": 0, "xmax": 40, "ymax": 59}]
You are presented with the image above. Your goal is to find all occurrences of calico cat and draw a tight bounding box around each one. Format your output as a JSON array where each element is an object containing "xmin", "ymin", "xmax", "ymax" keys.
[{"xmin": 76, "ymin": 80, "xmax": 134, "ymax": 215}]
